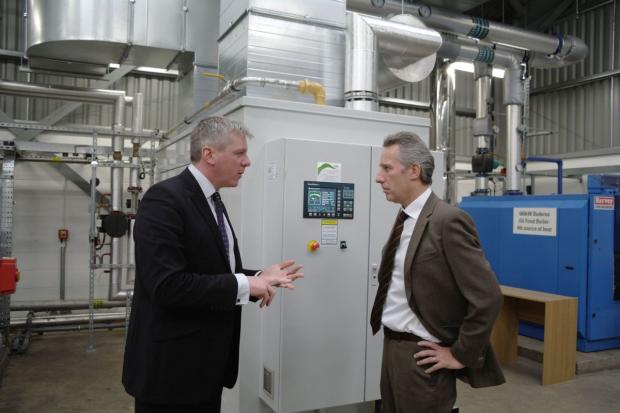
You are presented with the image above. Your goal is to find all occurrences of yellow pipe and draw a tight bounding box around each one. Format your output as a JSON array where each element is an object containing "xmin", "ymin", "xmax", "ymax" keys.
[
  {"xmin": 202, "ymin": 72, "xmax": 226, "ymax": 81},
  {"xmin": 298, "ymin": 79, "xmax": 326, "ymax": 105}
]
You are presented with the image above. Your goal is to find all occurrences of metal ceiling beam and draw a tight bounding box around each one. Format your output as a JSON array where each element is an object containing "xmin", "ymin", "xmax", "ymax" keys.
[
  {"xmin": 0, "ymin": 110, "xmax": 25, "ymax": 139},
  {"xmin": 14, "ymin": 64, "xmax": 136, "ymax": 141}
]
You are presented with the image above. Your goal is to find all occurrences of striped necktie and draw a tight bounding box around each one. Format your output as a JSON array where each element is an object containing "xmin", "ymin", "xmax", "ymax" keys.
[
  {"xmin": 211, "ymin": 192, "xmax": 230, "ymax": 259},
  {"xmin": 370, "ymin": 210, "xmax": 409, "ymax": 334}
]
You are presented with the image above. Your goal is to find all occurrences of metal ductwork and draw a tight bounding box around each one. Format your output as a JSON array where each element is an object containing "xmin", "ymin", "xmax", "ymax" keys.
[
  {"xmin": 26, "ymin": 0, "xmax": 218, "ymax": 76},
  {"xmin": 346, "ymin": 1, "xmax": 589, "ymax": 65},
  {"xmin": 345, "ymin": 12, "xmax": 442, "ymax": 110}
]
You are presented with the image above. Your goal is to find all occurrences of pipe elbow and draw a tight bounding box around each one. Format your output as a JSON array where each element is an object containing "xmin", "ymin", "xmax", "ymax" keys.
[
  {"xmin": 298, "ymin": 79, "xmax": 326, "ymax": 105},
  {"xmin": 562, "ymin": 35, "xmax": 589, "ymax": 63}
]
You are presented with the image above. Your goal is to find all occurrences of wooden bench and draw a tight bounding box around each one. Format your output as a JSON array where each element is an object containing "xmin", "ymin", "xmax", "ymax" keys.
[{"xmin": 490, "ymin": 285, "xmax": 578, "ymax": 385}]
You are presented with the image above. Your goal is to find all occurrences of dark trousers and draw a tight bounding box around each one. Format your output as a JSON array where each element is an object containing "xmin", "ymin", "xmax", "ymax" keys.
[
  {"xmin": 380, "ymin": 329, "xmax": 456, "ymax": 413},
  {"xmin": 135, "ymin": 391, "xmax": 222, "ymax": 413}
]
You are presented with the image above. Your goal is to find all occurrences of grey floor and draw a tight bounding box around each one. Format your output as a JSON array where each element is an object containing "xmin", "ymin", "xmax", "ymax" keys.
[{"xmin": 0, "ymin": 330, "xmax": 619, "ymax": 412}]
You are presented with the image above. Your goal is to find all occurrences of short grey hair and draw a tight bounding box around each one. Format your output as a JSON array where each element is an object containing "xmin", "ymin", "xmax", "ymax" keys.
[
  {"xmin": 383, "ymin": 131, "xmax": 434, "ymax": 185},
  {"xmin": 190, "ymin": 116, "xmax": 254, "ymax": 163}
]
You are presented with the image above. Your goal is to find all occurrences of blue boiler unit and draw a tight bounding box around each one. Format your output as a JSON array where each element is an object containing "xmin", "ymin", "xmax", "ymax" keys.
[{"xmin": 460, "ymin": 175, "xmax": 620, "ymax": 352}]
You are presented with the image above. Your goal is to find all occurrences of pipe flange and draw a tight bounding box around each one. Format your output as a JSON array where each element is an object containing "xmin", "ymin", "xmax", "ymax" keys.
[{"xmin": 344, "ymin": 90, "xmax": 378, "ymax": 101}]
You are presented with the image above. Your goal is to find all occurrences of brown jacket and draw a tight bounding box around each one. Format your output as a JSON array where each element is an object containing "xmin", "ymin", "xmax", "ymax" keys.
[{"xmin": 401, "ymin": 192, "xmax": 505, "ymax": 388}]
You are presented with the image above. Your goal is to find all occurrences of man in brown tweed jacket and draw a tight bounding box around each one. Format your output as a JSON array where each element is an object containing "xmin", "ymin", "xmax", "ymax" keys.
[{"xmin": 370, "ymin": 131, "xmax": 505, "ymax": 413}]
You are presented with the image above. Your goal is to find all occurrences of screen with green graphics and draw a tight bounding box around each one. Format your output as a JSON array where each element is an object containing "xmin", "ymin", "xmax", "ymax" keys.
[{"xmin": 303, "ymin": 181, "xmax": 354, "ymax": 219}]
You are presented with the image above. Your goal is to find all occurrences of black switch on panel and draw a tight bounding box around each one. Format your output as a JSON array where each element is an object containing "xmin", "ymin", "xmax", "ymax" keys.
[{"xmin": 340, "ymin": 241, "xmax": 347, "ymax": 250}]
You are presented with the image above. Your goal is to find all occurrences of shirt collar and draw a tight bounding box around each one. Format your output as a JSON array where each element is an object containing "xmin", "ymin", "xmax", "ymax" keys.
[
  {"xmin": 402, "ymin": 187, "xmax": 432, "ymax": 220},
  {"xmin": 188, "ymin": 164, "xmax": 216, "ymax": 200}
]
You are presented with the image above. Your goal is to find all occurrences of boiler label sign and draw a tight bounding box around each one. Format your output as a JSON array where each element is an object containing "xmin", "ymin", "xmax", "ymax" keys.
[
  {"xmin": 513, "ymin": 208, "xmax": 557, "ymax": 237},
  {"xmin": 594, "ymin": 196, "xmax": 615, "ymax": 210}
]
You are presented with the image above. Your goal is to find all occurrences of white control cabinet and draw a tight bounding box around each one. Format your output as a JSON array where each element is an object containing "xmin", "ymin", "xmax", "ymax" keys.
[{"xmin": 260, "ymin": 138, "xmax": 444, "ymax": 412}]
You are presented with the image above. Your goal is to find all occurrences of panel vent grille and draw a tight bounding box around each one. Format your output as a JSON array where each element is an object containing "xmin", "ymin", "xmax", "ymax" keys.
[{"xmin": 263, "ymin": 366, "xmax": 274, "ymax": 399}]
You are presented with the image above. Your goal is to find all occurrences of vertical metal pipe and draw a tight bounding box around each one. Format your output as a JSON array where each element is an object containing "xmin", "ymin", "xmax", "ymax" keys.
[
  {"xmin": 503, "ymin": 67, "xmax": 525, "ymax": 194},
  {"xmin": 473, "ymin": 62, "xmax": 493, "ymax": 195},
  {"xmin": 434, "ymin": 61, "xmax": 457, "ymax": 204},
  {"xmin": 110, "ymin": 96, "xmax": 125, "ymax": 300},
  {"xmin": 345, "ymin": 12, "xmax": 378, "ymax": 111},
  {"xmin": 87, "ymin": 132, "xmax": 98, "ymax": 352},
  {"xmin": 475, "ymin": 76, "xmax": 492, "ymax": 150},
  {"xmin": 59, "ymin": 240, "xmax": 66, "ymax": 300},
  {"xmin": 505, "ymin": 104, "xmax": 523, "ymax": 194},
  {"xmin": 127, "ymin": 92, "xmax": 143, "ymax": 286}
]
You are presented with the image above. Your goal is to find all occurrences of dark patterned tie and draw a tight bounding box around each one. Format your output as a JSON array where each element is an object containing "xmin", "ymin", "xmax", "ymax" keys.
[
  {"xmin": 211, "ymin": 192, "xmax": 230, "ymax": 258},
  {"xmin": 370, "ymin": 210, "xmax": 409, "ymax": 334}
]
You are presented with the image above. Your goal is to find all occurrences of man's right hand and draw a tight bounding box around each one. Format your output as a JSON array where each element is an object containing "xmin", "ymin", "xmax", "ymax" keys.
[{"xmin": 248, "ymin": 276, "xmax": 276, "ymax": 308}]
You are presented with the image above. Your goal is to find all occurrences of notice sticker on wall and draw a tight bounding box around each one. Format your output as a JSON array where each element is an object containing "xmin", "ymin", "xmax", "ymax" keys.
[
  {"xmin": 321, "ymin": 219, "xmax": 338, "ymax": 245},
  {"xmin": 513, "ymin": 208, "xmax": 557, "ymax": 237},
  {"xmin": 594, "ymin": 196, "xmax": 615, "ymax": 210},
  {"xmin": 317, "ymin": 162, "xmax": 342, "ymax": 182}
]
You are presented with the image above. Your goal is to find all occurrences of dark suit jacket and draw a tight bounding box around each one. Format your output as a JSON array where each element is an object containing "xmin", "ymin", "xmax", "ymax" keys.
[
  {"xmin": 402, "ymin": 192, "xmax": 505, "ymax": 388},
  {"xmin": 122, "ymin": 168, "xmax": 255, "ymax": 404}
]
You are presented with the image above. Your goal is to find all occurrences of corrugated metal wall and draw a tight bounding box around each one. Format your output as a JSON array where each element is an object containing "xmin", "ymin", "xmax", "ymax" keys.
[
  {"xmin": 380, "ymin": 70, "xmax": 477, "ymax": 158},
  {"xmin": 529, "ymin": 0, "xmax": 619, "ymax": 155},
  {"xmin": 0, "ymin": 0, "xmax": 24, "ymax": 51}
]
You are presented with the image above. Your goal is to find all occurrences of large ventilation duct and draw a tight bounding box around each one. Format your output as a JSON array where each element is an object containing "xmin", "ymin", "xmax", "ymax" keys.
[
  {"xmin": 347, "ymin": 1, "xmax": 588, "ymax": 64},
  {"xmin": 345, "ymin": 12, "xmax": 442, "ymax": 110},
  {"xmin": 26, "ymin": 0, "xmax": 217, "ymax": 76}
]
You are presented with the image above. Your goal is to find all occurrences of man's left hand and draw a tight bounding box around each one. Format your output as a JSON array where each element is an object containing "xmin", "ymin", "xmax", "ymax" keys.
[{"xmin": 414, "ymin": 341, "xmax": 465, "ymax": 374}]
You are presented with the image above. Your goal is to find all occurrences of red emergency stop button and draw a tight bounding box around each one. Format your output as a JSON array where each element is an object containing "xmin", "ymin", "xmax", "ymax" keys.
[{"xmin": 307, "ymin": 240, "xmax": 320, "ymax": 252}]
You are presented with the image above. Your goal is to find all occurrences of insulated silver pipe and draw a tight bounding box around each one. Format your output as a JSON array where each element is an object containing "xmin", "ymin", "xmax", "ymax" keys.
[
  {"xmin": 127, "ymin": 92, "xmax": 144, "ymax": 287},
  {"xmin": 473, "ymin": 62, "xmax": 493, "ymax": 195},
  {"xmin": 346, "ymin": 1, "xmax": 588, "ymax": 62},
  {"xmin": 475, "ymin": 65, "xmax": 492, "ymax": 150},
  {"xmin": 11, "ymin": 312, "xmax": 126, "ymax": 328},
  {"xmin": 345, "ymin": 12, "xmax": 379, "ymax": 111},
  {"xmin": 30, "ymin": 322, "xmax": 127, "ymax": 334},
  {"xmin": 0, "ymin": 80, "xmax": 126, "ymax": 104},
  {"xmin": 438, "ymin": 36, "xmax": 520, "ymax": 70},
  {"xmin": 10, "ymin": 300, "xmax": 121, "ymax": 312},
  {"xmin": 434, "ymin": 61, "xmax": 457, "ymax": 205},
  {"xmin": 110, "ymin": 95, "xmax": 126, "ymax": 301},
  {"xmin": 30, "ymin": 322, "xmax": 125, "ymax": 333},
  {"xmin": 506, "ymin": 104, "xmax": 523, "ymax": 194}
]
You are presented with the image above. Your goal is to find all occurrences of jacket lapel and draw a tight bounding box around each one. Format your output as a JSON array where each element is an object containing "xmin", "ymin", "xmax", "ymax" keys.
[
  {"xmin": 181, "ymin": 169, "xmax": 231, "ymax": 271},
  {"xmin": 403, "ymin": 192, "xmax": 438, "ymax": 301}
]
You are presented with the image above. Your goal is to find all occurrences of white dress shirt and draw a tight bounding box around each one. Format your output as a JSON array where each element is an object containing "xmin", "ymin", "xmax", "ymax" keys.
[
  {"xmin": 381, "ymin": 187, "xmax": 440, "ymax": 342},
  {"xmin": 188, "ymin": 164, "xmax": 250, "ymax": 305}
]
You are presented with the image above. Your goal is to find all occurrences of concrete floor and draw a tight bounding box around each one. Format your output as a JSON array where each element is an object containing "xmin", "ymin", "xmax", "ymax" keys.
[{"xmin": 0, "ymin": 330, "xmax": 620, "ymax": 412}]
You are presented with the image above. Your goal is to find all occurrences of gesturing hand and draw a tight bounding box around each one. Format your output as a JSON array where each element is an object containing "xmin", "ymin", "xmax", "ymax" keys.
[
  {"xmin": 414, "ymin": 341, "xmax": 465, "ymax": 374},
  {"xmin": 261, "ymin": 259, "xmax": 304, "ymax": 290}
]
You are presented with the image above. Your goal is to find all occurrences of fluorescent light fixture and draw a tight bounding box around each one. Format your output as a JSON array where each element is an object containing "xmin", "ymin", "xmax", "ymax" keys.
[
  {"xmin": 451, "ymin": 61, "xmax": 505, "ymax": 78},
  {"xmin": 108, "ymin": 64, "xmax": 179, "ymax": 77}
]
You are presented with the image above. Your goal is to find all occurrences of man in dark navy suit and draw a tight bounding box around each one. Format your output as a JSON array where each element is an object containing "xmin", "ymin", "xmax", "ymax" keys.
[{"xmin": 122, "ymin": 116, "xmax": 302, "ymax": 412}]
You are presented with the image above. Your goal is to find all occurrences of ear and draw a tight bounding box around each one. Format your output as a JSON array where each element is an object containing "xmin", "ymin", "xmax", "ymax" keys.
[
  {"xmin": 202, "ymin": 145, "xmax": 216, "ymax": 166},
  {"xmin": 409, "ymin": 164, "xmax": 421, "ymax": 181}
]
